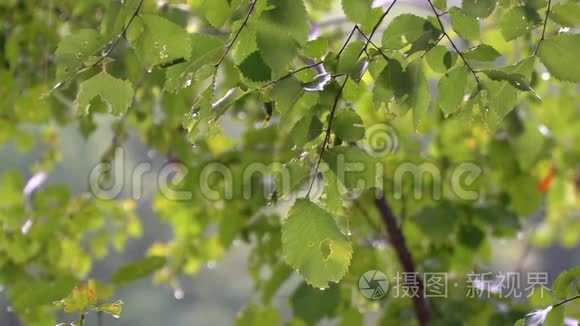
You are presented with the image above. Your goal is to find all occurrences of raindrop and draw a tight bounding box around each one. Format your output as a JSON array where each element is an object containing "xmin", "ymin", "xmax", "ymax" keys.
[
  {"xmin": 75, "ymin": 53, "xmax": 83, "ymax": 59},
  {"xmin": 173, "ymin": 288, "xmax": 184, "ymax": 300},
  {"xmin": 191, "ymin": 112, "xmax": 199, "ymax": 120},
  {"xmin": 319, "ymin": 287, "xmax": 326, "ymax": 291},
  {"xmin": 154, "ymin": 41, "xmax": 160, "ymax": 48},
  {"xmin": 559, "ymin": 27, "xmax": 570, "ymax": 33},
  {"xmin": 541, "ymin": 72, "xmax": 550, "ymax": 81},
  {"xmin": 206, "ymin": 261, "xmax": 216, "ymax": 269}
]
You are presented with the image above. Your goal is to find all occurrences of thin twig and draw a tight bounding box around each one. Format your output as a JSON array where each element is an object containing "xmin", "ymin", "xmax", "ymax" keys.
[
  {"xmin": 375, "ymin": 194, "xmax": 430, "ymax": 326},
  {"xmin": 260, "ymin": 62, "xmax": 324, "ymax": 89},
  {"xmin": 306, "ymin": 1, "xmax": 399, "ymax": 198},
  {"xmin": 337, "ymin": 26, "xmax": 358, "ymax": 58},
  {"xmin": 92, "ymin": 0, "xmax": 145, "ymax": 67},
  {"xmin": 306, "ymin": 77, "xmax": 349, "ymax": 198},
  {"xmin": 553, "ymin": 295, "xmax": 580, "ymax": 309},
  {"xmin": 421, "ymin": 34, "xmax": 445, "ymax": 58},
  {"xmin": 533, "ymin": 0, "xmax": 552, "ymax": 56},
  {"xmin": 357, "ymin": 0, "xmax": 399, "ymax": 59},
  {"xmin": 425, "ymin": 0, "xmax": 481, "ymax": 86},
  {"xmin": 353, "ymin": 25, "xmax": 390, "ymax": 61},
  {"xmin": 214, "ymin": 0, "xmax": 257, "ymax": 67}
]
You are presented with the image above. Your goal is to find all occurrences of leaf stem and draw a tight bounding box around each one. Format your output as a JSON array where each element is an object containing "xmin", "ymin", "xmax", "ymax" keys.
[
  {"xmin": 353, "ymin": 26, "xmax": 390, "ymax": 60},
  {"xmin": 214, "ymin": 0, "xmax": 257, "ymax": 68},
  {"xmin": 425, "ymin": 0, "xmax": 481, "ymax": 86},
  {"xmin": 533, "ymin": 0, "xmax": 552, "ymax": 56},
  {"xmin": 357, "ymin": 0, "xmax": 399, "ymax": 59},
  {"xmin": 260, "ymin": 62, "xmax": 324, "ymax": 89},
  {"xmin": 553, "ymin": 294, "xmax": 580, "ymax": 309},
  {"xmin": 92, "ymin": 0, "xmax": 145, "ymax": 67},
  {"xmin": 306, "ymin": 77, "xmax": 349, "ymax": 198}
]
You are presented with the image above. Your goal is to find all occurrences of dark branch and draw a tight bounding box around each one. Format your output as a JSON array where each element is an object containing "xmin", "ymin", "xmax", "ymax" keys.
[
  {"xmin": 533, "ymin": 0, "xmax": 552, "ymax": 56},
  {"xmin": 374, "ymin": 194, "xmax": 430, "ymax": 326},
  {"xmin": 425, "ymin": 0, "xmax": 481, "ymax": 86},
  {"xmin": 214, "ymin": 0, "xmax": 257, "ymax": 67}
]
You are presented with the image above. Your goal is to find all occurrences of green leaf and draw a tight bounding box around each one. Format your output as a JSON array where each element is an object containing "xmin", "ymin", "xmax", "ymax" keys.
[
  {"xmin": 290, "ymin": 282, "xmax": 340, "ymax": 323},
  {"xmin": 551, "ymin": 266, "xmax": 580, "ymax": 299},
  {"xmin": 290, "ymin": 114, "xmax": 323, "ymax": 147},
  {"xmin": 381, "ymin": 14, "xmax": 438, "ymax": 50},
  {"xmin": 164, "ymin": 34, "xmax": 223, "ymax": 92},
  {"xmin": 449, "ymin": 7, "xmax": 480, "ymax": 41},
  {"xmin": 425, "ymin": 45, "xmax": 458, "ymax": 73},
  {"xmin": 373, "ymin": 59, "xmax": 430, "ymax": 119},
  {"xmin": 436, "ymin": 66, "xmax": 468, "ymax": 117},
  {"xmin": 332, "ymin": 109, "xmax": 365, "ymax": 142},
  {"xmin": 481, "ymin": 69, "xmax": 541, "ymax": 100},
  {"xmin": 94, "ymin": 300, "xmax": 123, "ymax": 318},
  {"xmin": 538, "ymin": 34, "xmax": 580, "ymax": 83},
  {"xmin": 303, "ymin": 38, "xmax": 328, "ymax": 59},
  {"xmin": 341, "ymin": 0, "xmax": 373, "ymax": 24},
  {"xmin": 261, "ymin": 262, "xmax": 293, "ymax": 303},
  {"xmin": 75, "ymin": 71, "xmax": 134, "ymax": 116},
  {"xmin": 236, "ymin": 303, "xmax": 281, "ymax": 326},
  {"xmin": 337, "ymin": 41, "xmax": 367, "ymax": 80},
  {"xmin": 434, "ymin": 0, "xmax": 447, "ymax": 11},
  {"xmin": 203, "ymin": 0, "xmax": 233, "ymax": 27},
  {"xmin": 238, "ymin": 51, "xmax": 272, "ymax": 82},
  {"xmin": 323, "ymin": 146, "xmax": 380, "ymax": 192},
  {"xmin": 256, "ymin": 0, "xmax": 308, "ymax": 72},
  {"xmin": 55, "ymin": 29, "xmax": 104, "ymax": 80},
  {"xmin": 281, "ymin": 199, "xmax": 353, "ymax": 288},
  {"xmin": 414, "ymin": 203, "xmax": 459, "ymax": 242},
  {"xmin": 457, "ymin": 224, "xmax": 484, "ymax": 249},
  {"xmin": 500, "ymin": 6, "xmax": 542, "ymax": 41},
  {"xmin": 111, "ymin": 256, "xmax": 166, "ymax": 285},
  {"xmin": 462, "ymin": 0, "xmax": 496, "ymax": 18},
  {"xmin": 550, "ymin": 2, "xmax": 580, "ymax": 27},
  {"xmin": 127, "ymin": 14, "xmax": 192, "ymax": 69},
  {"xmin": 479, "ymin": 78, "xmax": 519, "ymax": 129},
  {"xmin": 463, "ymin": 44, "xmax": 502, "ymax": 61}
]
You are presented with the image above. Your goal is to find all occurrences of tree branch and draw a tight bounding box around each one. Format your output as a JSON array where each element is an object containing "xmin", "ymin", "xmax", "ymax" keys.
[
  {"xmin": 260, "ymin": 62, "xmax": 324, "ymax": 89},
  {"xmin": 533, "ymin": 0, "xmax": 552, "ymax": 56},
  {"xmin": 214, "ymin": 0, "xmax": 257, "ymax": 67},
  {"xmin": 357, "ymin": 0, "xmax": 399, "ymax": 58},
  {"xmin": 425, "ymin": 0, "xmax": 481, "ymax": 87},
  {"xmin": 306, "ymin": 77, "xmax": 349, "ymax": 198},
  {"xmin": 92, "ymin": 0, "xmax": 145, "ymax": 67},
  {"xmin": 374, "ymin": 194, "xmax": 430, "ymax": 326}
]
